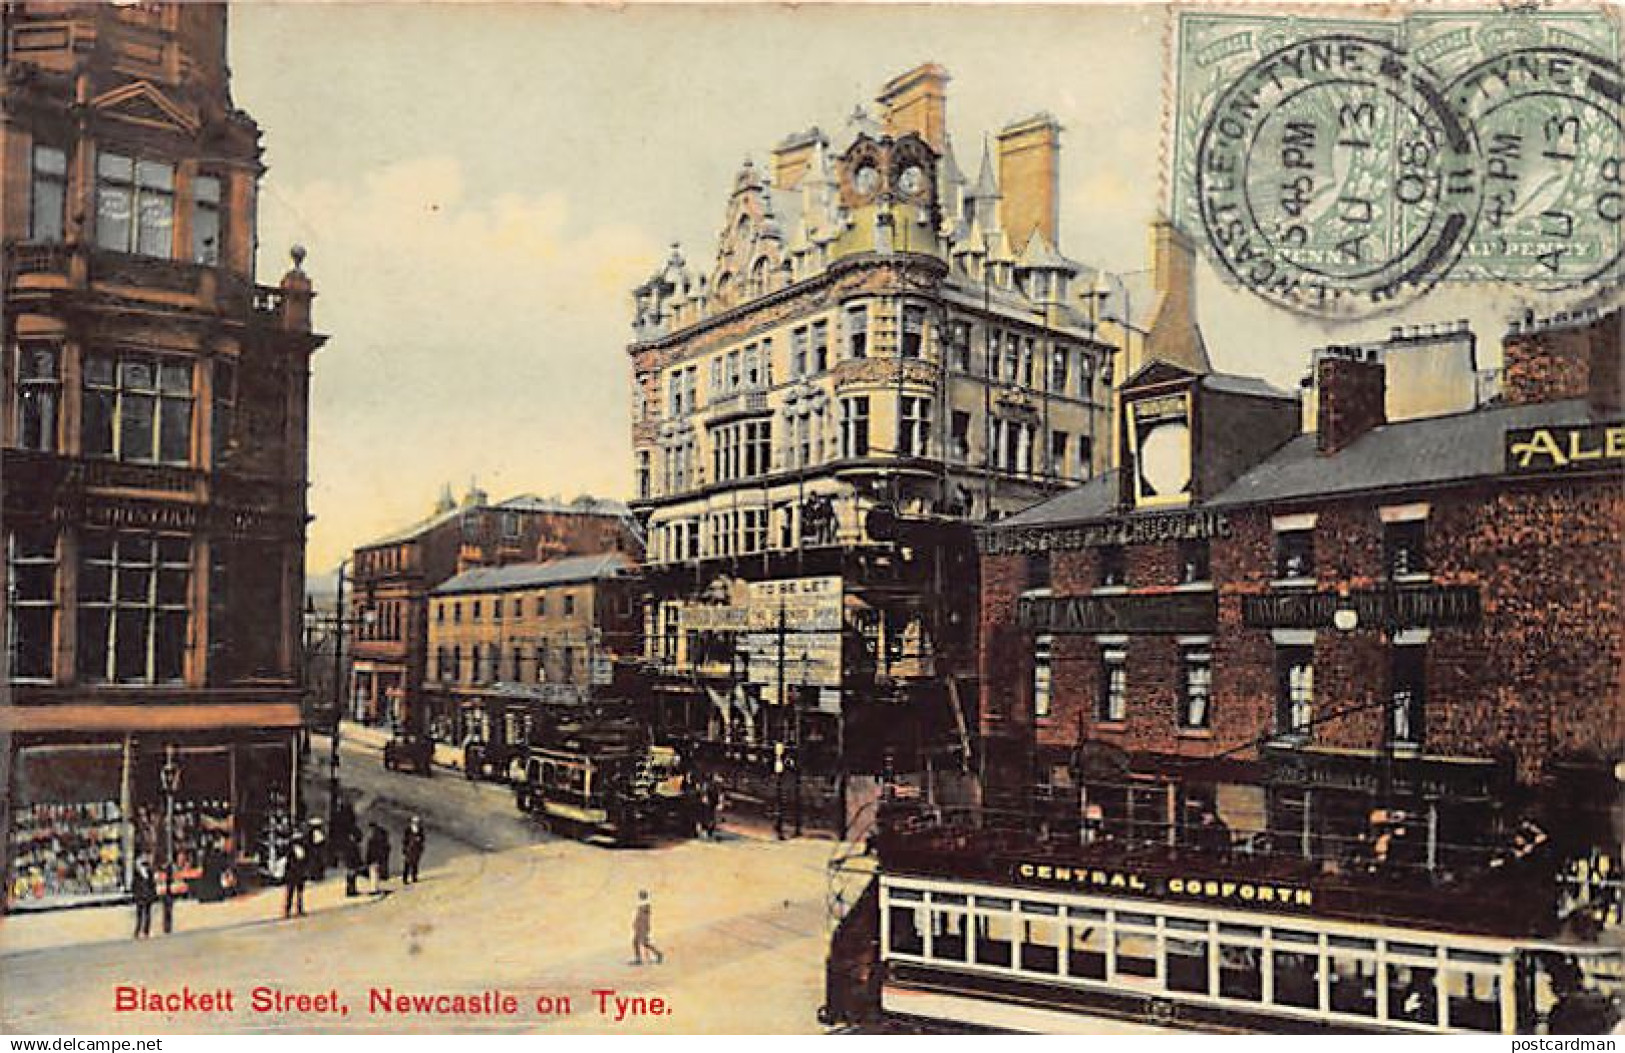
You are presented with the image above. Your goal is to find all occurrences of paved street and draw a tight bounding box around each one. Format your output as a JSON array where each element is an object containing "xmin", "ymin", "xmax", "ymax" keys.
[{"xmin": 1, "ymin": 733, "xmax": 836, "ymax": 1034}]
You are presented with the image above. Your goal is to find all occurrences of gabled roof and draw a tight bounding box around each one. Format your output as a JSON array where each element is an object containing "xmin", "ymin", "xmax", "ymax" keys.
[
  {"xmin": 432, "ymin": 553, "xmax": 634, "ymax": 596},
  {"xmin": 1210, "ymin": 398, "xmax": 1611, "ymax": 507}
]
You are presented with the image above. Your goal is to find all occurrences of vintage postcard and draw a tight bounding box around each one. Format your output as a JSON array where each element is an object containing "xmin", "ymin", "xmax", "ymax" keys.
[{"xmin": 0, "ymin": 0, "xmax": 1621, "ymax": 1038}]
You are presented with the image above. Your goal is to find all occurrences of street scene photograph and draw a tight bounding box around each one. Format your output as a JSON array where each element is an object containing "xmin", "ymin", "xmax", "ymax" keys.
[{"xmin": 0, "ymin": 0, "xmax": 1622, "ymax": 1037}]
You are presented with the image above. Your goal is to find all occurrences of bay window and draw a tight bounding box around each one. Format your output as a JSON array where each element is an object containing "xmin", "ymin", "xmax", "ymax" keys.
[{"xmin": 96, "ymin": 152, "xmax": 175, "ymax": 258}]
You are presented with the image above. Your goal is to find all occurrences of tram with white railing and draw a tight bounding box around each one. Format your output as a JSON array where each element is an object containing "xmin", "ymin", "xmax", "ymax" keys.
[{"xmin": 877, "ymin": 871, "xmax": 1624, "ymax": 1034}]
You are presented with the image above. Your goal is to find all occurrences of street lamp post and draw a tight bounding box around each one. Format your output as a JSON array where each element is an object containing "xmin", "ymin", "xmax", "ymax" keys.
[
  {"xmin": 328, "ymin": 560, "xmax": 348, "ymax": 830},
  {"xmin": 159, "ymin": 745, "xmax": 180, "ymax": 934}
]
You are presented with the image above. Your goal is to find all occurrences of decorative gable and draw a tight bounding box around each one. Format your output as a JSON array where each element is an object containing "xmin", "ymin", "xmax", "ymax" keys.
[{"xmin": 91, "ymin": 81, "xmax": 199, "ymax": 136}]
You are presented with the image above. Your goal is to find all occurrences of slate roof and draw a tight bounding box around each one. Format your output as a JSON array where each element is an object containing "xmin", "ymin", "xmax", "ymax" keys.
[
  {"xmin": 1210, "ymin": 398, "xmax": 1611, "ymax": 507},
  {"xmin": 994, "ymin": 471, "xmax": 1122, "ymax": 529},
  {"xmin": 432, "ymin": 553, "xmax": 634, "ymax": 596},
  {"xmin": 984, "ymin": 397, "xmax": 1615, "ymax": 532}
]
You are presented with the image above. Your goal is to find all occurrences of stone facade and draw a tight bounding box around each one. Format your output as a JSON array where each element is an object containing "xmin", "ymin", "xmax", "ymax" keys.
[{"xmin": 0, "ymin": 2, "xmax": 323, "ymax": 910}]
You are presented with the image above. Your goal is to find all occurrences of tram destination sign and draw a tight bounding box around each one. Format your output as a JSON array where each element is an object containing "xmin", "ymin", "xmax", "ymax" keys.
[
  {"xmin": 979, "ymin": 510, "xmax": 1230, "ymax": 556},
  {"xmin": 1013, "ymin": 862, "xmax": 1313, "ymax": 910},
  {"xmin": 1018, "ymin": 592, "xmax": 1217, "ymax": 634},
  {"xmin": 1242, "ymin": 586, "xmax": 1480, "ymax": 631}
]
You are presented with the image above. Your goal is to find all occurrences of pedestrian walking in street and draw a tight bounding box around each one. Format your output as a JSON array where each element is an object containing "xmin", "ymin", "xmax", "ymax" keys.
[
  {"xmin": 131, "ymin": 857, "xmax": 157, "ymax": 939},
  {"xmin": 703, "ymin": 778, "xmax": 721, "ymax": 840},
  {"xmin": 365, "ymin": 822, "xmax": 391, "ymax": 894},
  {"xmin": 283, "ymin": 833, "xmax": 309, "ymax": 918},
  {"xmin": 344, "ymin": 823, "xmax": 364, "ymax": 897},
  {"xmin": 402, "ymin": 816, "xmax": 426, "ymax": 885},
  {"xmin": 631, "ymin": 889, "xmax": 664, "ymax": 965}
]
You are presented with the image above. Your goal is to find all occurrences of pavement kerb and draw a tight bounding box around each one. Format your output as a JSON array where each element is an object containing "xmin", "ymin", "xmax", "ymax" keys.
[{"xmin": 0, "ymin": 870, "xmax": 388, "ymax": 960}]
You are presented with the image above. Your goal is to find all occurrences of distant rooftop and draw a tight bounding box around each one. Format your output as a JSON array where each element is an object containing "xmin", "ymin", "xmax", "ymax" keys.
[{"xmin": 432, "ymin": 552, "xmax": 635, "ymax": 596}]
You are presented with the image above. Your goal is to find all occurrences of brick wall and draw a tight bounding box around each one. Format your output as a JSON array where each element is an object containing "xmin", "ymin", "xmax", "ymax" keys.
[
  {"xmin": 980, "ymin": 472, "xmax": 1623, "ymax": 790},
  {"xmin": 1503, "ymin": 310, "xmax": 1621, "ymax": 409},
  {"xmin": 1317, "ymin": 355, "xmax": 1385, "ymax": 454}
]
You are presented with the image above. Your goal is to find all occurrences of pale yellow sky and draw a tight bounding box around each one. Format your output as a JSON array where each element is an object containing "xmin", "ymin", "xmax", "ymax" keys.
[{"xmin": 226, "ymin": 3, "xmax": 1558, "ymax": 573}]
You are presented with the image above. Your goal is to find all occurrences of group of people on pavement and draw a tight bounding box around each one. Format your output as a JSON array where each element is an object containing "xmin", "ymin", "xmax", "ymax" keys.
[{"xmin": 129, "ymin": 798, "xmax": 430, "ymax": 937}]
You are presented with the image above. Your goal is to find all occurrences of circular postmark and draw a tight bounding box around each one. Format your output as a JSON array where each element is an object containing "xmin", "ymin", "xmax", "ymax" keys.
[
  {"xmin": 1196, "ymin": 34, "xmax": 1482, "ymax": 317},
  {"xmin": 1445, "ymin": 46, "xmax": 1624, "ymax": 291}
]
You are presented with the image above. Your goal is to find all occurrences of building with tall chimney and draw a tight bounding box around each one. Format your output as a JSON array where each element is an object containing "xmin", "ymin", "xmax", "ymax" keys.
[
  {"xmin": 626, "ymin": 64, "xmax": 1133, "ymax": 830},
  {"xmin": 1, "ymin": 2, "xmax": 323, "ymax": 911},
  {"xmin": 841, "ymin": 309, "xmax": 1623, "ymax": 1033}
]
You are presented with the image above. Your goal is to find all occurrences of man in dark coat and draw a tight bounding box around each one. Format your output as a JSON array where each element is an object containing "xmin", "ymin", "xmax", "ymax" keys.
[
  {"xmin": 283, "ymin": 833, "xmax": 309, "ymax": 918},
  {"xmin": 402, "ymin": 816, "xmax": 426, "ymax": 885},
  {"xmin": 131, "ymin": 858, "xmax": 157, "ymax": 939},
  {"xmin": 344, "ymin": 823, "xmax": 364, "ymax": 897}
]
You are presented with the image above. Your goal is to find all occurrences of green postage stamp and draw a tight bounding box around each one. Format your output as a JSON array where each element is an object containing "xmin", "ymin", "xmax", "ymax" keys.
[{"xmin": 1169, "ymin": 7, "xmax": 1623, "ymax": 316}]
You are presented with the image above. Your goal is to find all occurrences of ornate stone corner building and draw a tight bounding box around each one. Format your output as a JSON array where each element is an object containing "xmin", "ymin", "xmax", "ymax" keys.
[
  {"xmin": 627, "ymin": 64, "xmax": 1127, "ymax": 828},
  {"xmin": 0, "ymin": 3, "xmax": 324, "ymax": 910}
]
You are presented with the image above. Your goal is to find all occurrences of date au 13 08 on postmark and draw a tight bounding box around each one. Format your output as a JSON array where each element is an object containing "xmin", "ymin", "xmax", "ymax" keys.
[{"xmin": 1169, "ymin": 9, "xmax": 1622, "ymax": 317}]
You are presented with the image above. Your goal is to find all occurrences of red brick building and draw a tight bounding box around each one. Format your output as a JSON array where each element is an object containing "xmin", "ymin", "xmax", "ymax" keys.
[
  {"xmin": 1, "ymin": 3, "xmax": 323, "ymax": 910},
  {"xmin": 855, "ymin": 310, "xmax": 1622, "ymax": 1033},
  {"xmin": 347, "ymin": 489, "xmax": 640, "ymax": 737}
]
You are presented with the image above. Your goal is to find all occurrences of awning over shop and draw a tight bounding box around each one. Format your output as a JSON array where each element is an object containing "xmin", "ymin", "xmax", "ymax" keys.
[{"xmin": 0, "ymin": 703, "xmax": 303, "ymax": 733}]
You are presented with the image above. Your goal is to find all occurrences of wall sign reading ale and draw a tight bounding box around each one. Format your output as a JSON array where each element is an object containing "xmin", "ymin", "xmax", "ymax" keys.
[{"xmin": 1505, "ymin": 423, "xmax": 1625, "ymax": 473}]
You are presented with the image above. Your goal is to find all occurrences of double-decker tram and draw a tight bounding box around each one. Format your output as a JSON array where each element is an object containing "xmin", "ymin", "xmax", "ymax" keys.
[{"xmin": 877, "ymin": 871, "xmax": 1623, "ymax": 1034}]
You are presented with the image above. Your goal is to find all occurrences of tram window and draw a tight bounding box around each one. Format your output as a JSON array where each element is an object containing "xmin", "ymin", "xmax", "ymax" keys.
[
  {"xmin": 1114, "ymin": 929, "xmax": 1159, "ymax": 980},
  {"xmin": 888, "ymin": 903, "xmax": 925, "ymax": 956},
  {"xmin": 930, "ymin": 909, "xmax": 967, "ymax": 961},
  {"xmin": 976, "ymin": 896, "xmax": 1013, "ymax": 911},
  {"xmin": 1018, "ymin": 914, "xmax": 1061, "ymax": 975},
  {"xmin": 1272, "ymin": 949, "xmax": 1322, "ymax": 1009},
  {"xmin": 1219, "ymin": 942, "xmax": 1264, "ymax": 1001},
  {"xmin": 932, "ymin": 892, "xmax": 968, "ymax": 905},
  {"xmin": 1117, "ymin": 911, "xmax": 1157, "ymax": 927},
  {"xmin": 1329, "ymin": 953, "xmax": 1379, "ymax": 1017},
  {"xmin": 1445, "ymin": 968, "xmax": 1502, "ymax": 1032},
  {"xmin": 1275, "ymin": 928, "xmax": 1319, "ymax": 945},
  {"xmin": 1219, "ymin": 923, "xmax": 1263, "ymax": 938},
  {"xmin": 1020, "ymin": 901, "xmax": 1060, "ymax": 915},
  {"xmin": 1068, "ymin": 906, "xmax": 1107, "ymax": 921},
  {"xmin": 1387, "ymin": 963, "xmax": 1440, "ymax": 1025},
  {"xmin": 889, "ymin": 887, "xmax": 924, "ymax": 902},
  {"xmin": 1067, "ymin": 922, "xmax": 1108, "ymax": 980},
  {"xmin": 974, "ymin": 911, "xmax": 1014, "ymax": 968},
  {"xmin": 1166, "ymin": 936, "xmax": 1211, "ymax": 995},
  {"xmin": 1389, "ymin": 941, "xmax": 1437, "ymax": 959}
]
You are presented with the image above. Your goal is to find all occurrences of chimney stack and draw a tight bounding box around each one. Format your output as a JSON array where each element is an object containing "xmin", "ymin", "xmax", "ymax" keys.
[
  {"xmin": 1138, "ymin": 218, "xmax": 1211, "ymax": 376},
  {"xmin": 996, "ymin": 113, "xmax": 1061, "ymax": 251},
  {"xmin": 876, "ymin": 63, "xmax": 950, "ymax": 153},
  {"xmin": 1316, "ymin": 346, "xmax": 1387, "ymax": 454},
  {"xmin": 771, "ymin": 128, "xmax": 826, "ymax": 191},
  {"xmin": 1502, "ymin": 308, "xmax": 1621, "ymax": 410}
]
